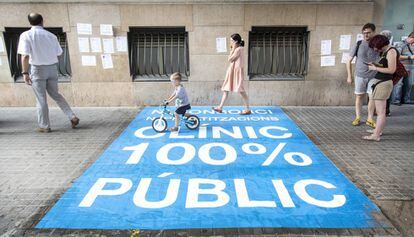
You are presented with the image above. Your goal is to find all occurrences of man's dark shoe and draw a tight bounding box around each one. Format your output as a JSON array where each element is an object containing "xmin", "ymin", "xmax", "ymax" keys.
[{"xmin": 71, "ymin": 117, "xmax": 80, "ymax": 129}]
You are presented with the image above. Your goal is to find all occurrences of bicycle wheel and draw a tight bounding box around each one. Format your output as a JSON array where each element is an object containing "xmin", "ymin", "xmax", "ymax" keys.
[
  {"xmin": 185, "ymin": 115, "xmax": 200, "ymax": 130},
  {"xmin": 152, "ymin": 117, "xmax": 167, "ymax": 133}
]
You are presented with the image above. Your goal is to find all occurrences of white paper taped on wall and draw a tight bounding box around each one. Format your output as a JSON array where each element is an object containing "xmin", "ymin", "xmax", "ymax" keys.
[
  {"xmin": 321, "ymin": 55, "xmax": 336, "ymax": 67},
  {"xmin": 339, "ymin": 35, "xmax": 352, "ymax": 50},
  {"xmin": 0, "ymin": 37, "xmax": 5, "ymax": 53},
  {"xmin": 78, "ymin": 38, "xmax": 90, "ymax": 53},
  {"xmin": 90, "ymin": 38, "xmax": 102, "ymax": 53},
  {"xmin": 77, "ymin": 23, "xmax": 92, "ymax": 35},
  {"xmin": 341, "ymin": 52, "xmax": 350, "ymax": 64},
  {"xmin": 321, "ymin": 40, "xmax": 331, "ymax": 55},
  {"xmin": 116, "ymin": 37, "xmax": 127, "ymax": 52},
  {"xmin": 81, "ymin": 55, "xmax": 96, "ymax": 66},
  {"xmin": 100, "ymin": 24, "xmax": 113, "ymax": 36},
  {"xmin": 103, "ymin": 38, "xmax": 114, "ymax": 54},
  {"xmin": 216, "ymin": 37, "xmax": 227, "ymax": 53},
  {"xmin": 101, "ymin": 54, "xmax": 113, "ymax": 69},
  {"xmin": 356, "ymin": 34, "xmax": 364, "ymax": 42}
]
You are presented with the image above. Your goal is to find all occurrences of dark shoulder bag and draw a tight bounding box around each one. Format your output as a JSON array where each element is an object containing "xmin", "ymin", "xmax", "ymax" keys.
[{"xmin": 393, "ymin": 48, "xmax": 409, "ymax": 85}]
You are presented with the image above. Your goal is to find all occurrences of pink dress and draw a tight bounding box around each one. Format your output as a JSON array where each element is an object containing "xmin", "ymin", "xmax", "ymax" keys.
[{"xmin": 221, "ymin": 46, "xmax": 245, "ymax": 92}]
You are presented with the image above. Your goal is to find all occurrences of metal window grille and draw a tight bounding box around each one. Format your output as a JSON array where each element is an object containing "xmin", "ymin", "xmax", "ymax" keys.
[
  {"xmin": 249, "ymin": 27, "xmax": 309, "ymax": 80},
  {"xmin": 3, "ymin": 27, "xmax": 71, "ymax": 82},
  {"xmin": 128, "ymin": 27, "xmax": 189, "ymax": 81}
]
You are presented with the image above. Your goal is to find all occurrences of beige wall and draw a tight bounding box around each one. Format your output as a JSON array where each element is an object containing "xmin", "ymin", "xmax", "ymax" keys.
[{"xmin": 0, "ymin": 1, "xmax": 377, "ymax": 106}]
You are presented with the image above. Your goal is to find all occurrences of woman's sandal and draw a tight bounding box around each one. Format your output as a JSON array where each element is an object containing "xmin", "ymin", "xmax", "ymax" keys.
[
  {"xmin": 362, "ymin": 134, "xmax": 381, "ymax": 142},
  {"xmin": 366, "ymin": 129, "xmax": 383, "ymax": 136},
  {"xmin": 240, "ymin": 110, "xmax": 252, "ymax": 115},
  {"xmin": 212, "ymin": 107, "xmax": 223, "ymax": 113}
]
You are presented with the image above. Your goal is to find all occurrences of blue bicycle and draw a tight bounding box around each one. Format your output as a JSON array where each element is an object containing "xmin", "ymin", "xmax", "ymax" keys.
[{"xmin": 151, "ymin": 101, "xmax": 200, "ymax": 133}]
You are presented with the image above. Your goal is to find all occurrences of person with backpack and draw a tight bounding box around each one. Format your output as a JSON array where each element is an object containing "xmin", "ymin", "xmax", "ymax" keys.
[
  {"xmin": 393, "ymin": 32, "xmax": 414, "ymax": 105},
  {"xmin": 363, "ymin": 35, "xmax": 407, "ymax": 141},
  {"xmin": 346, "ymin": 23, "xmax": 379, "ymax": 128}
]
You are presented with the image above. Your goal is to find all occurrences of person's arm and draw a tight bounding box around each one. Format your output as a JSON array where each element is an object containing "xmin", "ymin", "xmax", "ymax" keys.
[
  {"xmin": 397, "ymin": 43, "xmax": 414, "ymax": 60},
  {"xmin": 369, "ymin": 49, "xmax": 397, "ymax": 74},
  {"xmin": 399, "ymin": 54, "xmax": 414, "ymax": 60},
  {"xmin": 346, "ymin": 56, "xmax": 354, "ymax": 84},
  {"xmin": 55, "ymin": 36, "xmax": 63, "ymax": 56},
  {"xmin": 17, "ymin": 33, "xmax": 32, "ymax": 85},
  {"xmin": 21, "ymin": 55, "xmax": 32, "ymax": 85},
  {"xmin": 166, "ymin": 91, "xmax": 177, "ymax": 104},
  {"xmin": 228, "ymin": 47, "xmax": 241, "ymax": 62}
]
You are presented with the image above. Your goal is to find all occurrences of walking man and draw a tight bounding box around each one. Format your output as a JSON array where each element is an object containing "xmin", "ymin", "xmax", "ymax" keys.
[
  {"xmin": 346, "ymin": 23, "xmax": 379, "ymax": 128},
  {"xmin": 18, "ymin": 13, "xmax": 79, "ymax": 132}
]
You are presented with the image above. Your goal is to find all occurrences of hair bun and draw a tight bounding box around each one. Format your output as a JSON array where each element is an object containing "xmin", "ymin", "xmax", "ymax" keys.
[{"xmin": 240, "ymin": 40, "xmax": 245, "ymax": 47}]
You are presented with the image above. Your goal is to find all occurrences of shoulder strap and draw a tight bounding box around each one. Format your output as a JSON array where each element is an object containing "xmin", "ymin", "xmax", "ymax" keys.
[
  {"xmin": 354, "ymin": 40, "xmax": 362, "ymax": 57},
  {"xmin": 385, "ymin": 47, "xmax": 399, "ymax": 57},
  {"xmin": 407, "ymin": 43, "xmax": 414, "ymax": 55}
]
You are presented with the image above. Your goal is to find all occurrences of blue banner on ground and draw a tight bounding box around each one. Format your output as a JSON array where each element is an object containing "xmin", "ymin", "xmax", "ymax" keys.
[{"xmin": 37, "ymin": 106, "xmax": 385, "ymax": 230}]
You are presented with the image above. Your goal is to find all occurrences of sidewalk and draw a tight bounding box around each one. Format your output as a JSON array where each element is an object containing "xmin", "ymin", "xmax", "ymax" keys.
[{"xmin": 0, "ymin": 106, "xmax": 413, "ymax": 237}]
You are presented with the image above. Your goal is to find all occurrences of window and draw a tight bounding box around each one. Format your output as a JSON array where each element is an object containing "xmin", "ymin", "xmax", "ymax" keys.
[
  {"xmin": 249, "ymin": 27, "xmax": 309, "ymax": 80},
  {"xmin": 128, "ymin": 27, "xmax": 189, "ymax": 81},
  {"xmin": 3, "ymin": 27, "xmax": 71, "ymax": 82}
]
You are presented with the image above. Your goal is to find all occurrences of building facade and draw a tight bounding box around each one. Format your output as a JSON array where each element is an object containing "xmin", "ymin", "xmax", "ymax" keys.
[{"xmin": 0, "ymin": 0, "xmax": 406, "ymax": 107}]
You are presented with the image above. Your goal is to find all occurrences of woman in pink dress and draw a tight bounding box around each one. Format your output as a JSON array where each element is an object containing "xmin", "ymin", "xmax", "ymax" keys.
[{"xmin": 213, "ymin": 33, "xmax": 251, "ymax": 115}]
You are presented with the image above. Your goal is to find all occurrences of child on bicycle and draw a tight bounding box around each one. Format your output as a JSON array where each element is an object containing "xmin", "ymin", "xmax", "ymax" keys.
[{"xmin": 165, "ymin": 72, "xmax": 191, "ymax": 132}]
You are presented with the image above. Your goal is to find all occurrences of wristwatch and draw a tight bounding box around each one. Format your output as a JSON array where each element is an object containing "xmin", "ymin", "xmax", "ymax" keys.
[{"xmin": 22, "ymin": 72, "xmax": 29, "ymax": 75}]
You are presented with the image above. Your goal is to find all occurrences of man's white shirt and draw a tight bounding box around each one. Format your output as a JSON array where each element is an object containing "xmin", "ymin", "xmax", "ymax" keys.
[{"xmin": 17, "ymin": 26, "xmax": 63, "ymax": 65}]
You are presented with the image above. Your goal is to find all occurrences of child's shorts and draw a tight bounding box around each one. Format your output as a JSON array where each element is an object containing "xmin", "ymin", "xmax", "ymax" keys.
[{"xmin": 175, "ymin": 104, "xmax": 191, "ymax": 115}]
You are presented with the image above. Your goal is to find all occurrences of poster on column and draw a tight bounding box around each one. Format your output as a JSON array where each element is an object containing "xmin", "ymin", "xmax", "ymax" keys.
[
  {"xmin": 116, "ymin": 37, "xmax": 128, "ymax": 52},
  {"xmin": 100, "ymin": 24, "xmax": 113, "ymax": 36},
  {"xmin": 216, "ymin": 37, "xmax": 227, "ymax": 53},
  {"xmin": 101, "ymin": 54, "xmax": 113, "ymax": 69},
  {"xmin": 77, "ymin": 23, "xmax": 92, "ymax": 35},
  {"xmin": 103, "ymin": 38, "xmax": 114, "ymax": 54},
  {"xmin": 90, "ymin": 38, "xmax": 102, "ymax": 53},
  {"xmin": 37, "ymin": 106, "xmax": 385, "ymax": 230},
  {"xmin": 78, "ymin": 37, "xmax": 90, "ymax": 53},
  {"xmin": 321, "ymin": 40, "xmax": 332, "ymax": 55},
  {"xmin": 81, "ymin": 55, "xmax": 96, "ymax": 66},
  {"xmin": 339, "ymin": 35, "xmax": 352, "ymax": 50}
]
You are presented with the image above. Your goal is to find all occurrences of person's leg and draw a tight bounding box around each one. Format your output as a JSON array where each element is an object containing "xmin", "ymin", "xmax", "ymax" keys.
[
  {"xmin": 46, "ymin": 73, "xmax": 76, "ymax": 120},
  {"xmin": 353, "ymin": 94, "xmax": 364, "ymax": 125},
  {"xmin": 393, "ymin": 78, "xmax": 403, "ymax": 105},
  {"xmin": 213, "ymin": 91, "xmax": 229, "ymax": 113},
  {"xmin": 386, "ymin": 96, "xmax": 391, "ymax": 116},
  {"xmin": 31, "ymin": 80, "xmax": 50, "ymax": 129},
  {"xmin": 354, "ymin": 76, "xmax": 371, "ymax": 125},
  {"xmin": 373, "ymin": 99, "xmax": 386, "ymax": 137},
  {"xmin": 218, "ymin": 91, "xmax": 229, "ymax": 109},
  {"xmin": 46, "ymin": 67, "xmax": 79, "ymax": 128},
  {"xmin": 365, "ymin": 93, "xmax": 376, "ymax": 128},
  {"xmin": 239, "ymin": 91, "xmax": 250, "ymax": 111},
  {"xmin": 169, "ymin": 112, "xmax": 180, "ymax": 132}
]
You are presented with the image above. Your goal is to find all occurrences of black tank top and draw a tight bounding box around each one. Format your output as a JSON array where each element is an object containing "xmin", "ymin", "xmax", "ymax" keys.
[{"xmin": 375, "ymin": 47, "xmax": 398, "ymax": 80}]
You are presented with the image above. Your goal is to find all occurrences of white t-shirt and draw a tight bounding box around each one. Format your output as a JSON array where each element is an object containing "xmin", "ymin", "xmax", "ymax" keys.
[
  {"xmin": 174, "ymin": 85, "xmax": 190, "ymax": 107},
  {"xmin": 17, "ymin": 26, "xmax": 63, "ymax": 66}
]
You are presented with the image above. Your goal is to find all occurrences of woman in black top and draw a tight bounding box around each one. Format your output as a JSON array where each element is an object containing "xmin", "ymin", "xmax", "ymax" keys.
[{"xmin": 364, "ymin": 35, "xmax": 397, "ymax": 141}]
